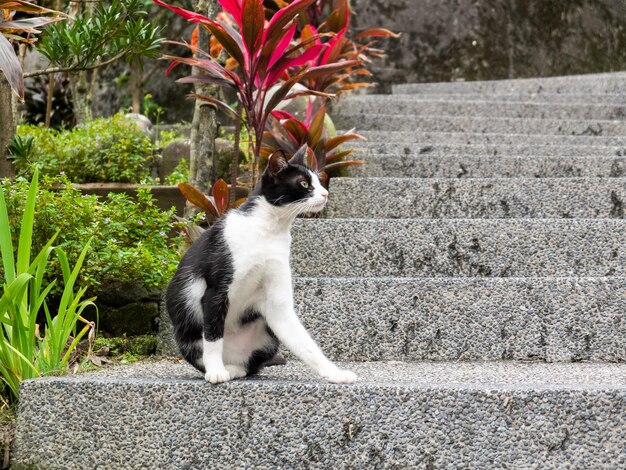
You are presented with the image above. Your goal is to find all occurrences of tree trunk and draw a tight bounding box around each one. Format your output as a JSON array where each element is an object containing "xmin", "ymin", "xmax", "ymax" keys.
[
  {"xmin": 130, "ymin": 60, "xmax": 142, "ymax": 114},
  {"xmin": 186, "ymin": 0, "xmax": 220, "ymax": 217},
  {"xmin": 69, "ymin": 70, "xmax": 92, "ymax": 125},
  {"xmin": 0, "ymin": 75, "xmax": 16, "ymax": 178}
]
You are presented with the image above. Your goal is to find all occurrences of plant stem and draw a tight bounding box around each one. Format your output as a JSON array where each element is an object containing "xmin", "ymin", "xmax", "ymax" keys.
[
  {"xmin": 45, "ymin": 73, "xmax": 54, "ymax": 128},
  {"xmin": 229, "ymin": 102, "xmax": 243, "ymax": 206}
]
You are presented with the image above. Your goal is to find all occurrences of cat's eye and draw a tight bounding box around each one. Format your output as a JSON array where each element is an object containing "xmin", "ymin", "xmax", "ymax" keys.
[{"xmin": 300, "ymin": 180, "xmax": 309, "ymax": 188}]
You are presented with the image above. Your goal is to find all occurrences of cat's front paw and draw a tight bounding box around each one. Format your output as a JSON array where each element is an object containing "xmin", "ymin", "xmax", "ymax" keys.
[
  {"xmin": 321, "ymin": 367, "xmax": 358, "ymax": 384},
  {"xmin": 205, "ymin": 367, "xmax": 231, "ymax": 384}
]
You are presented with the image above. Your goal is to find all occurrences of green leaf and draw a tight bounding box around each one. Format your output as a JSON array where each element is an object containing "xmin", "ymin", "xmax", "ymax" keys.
[
  {"xmin": 0, "ymin": 178, "xmax": 16, "ymax": 284},
  {"xmin": 16, "ymin": 168, "xmax": 38, "ymax": 275}
]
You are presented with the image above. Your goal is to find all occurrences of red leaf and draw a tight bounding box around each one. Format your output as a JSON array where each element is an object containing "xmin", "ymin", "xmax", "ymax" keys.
[
  {"xmin": 263, "ymin": 0, "xmax": 316, "ymax": 43},
  {"xmin": 283, "ymin": 119, "xmax": 308, "ymax": 144},
  {"xmin": 165, "ymin": 60, "xmax": 179, "ymax": 76},
  {"xmin": 323, "ymin": 160, "xmax": 364, "ymax": 174},
  {"xmin": 241, "ymin": 0, "xmax": 264, "ymax": 54},
  {"xmin": 201, "ymin": 20, "xmax": 246, "ymax": 71},
  {"xmin": 265, "ymin": 115, "xmax": 299, "ymax": 155},
  {"xmin": 325, "ymin": 132, "xmax": 365, "ymax": 152},
  {"xmin": 303, "ymin": 60, "xmax": 361, "ymax": 80},
  {"xmin": 177, "ymin": 74, "xmax": 236, "ymax": 89},
  {"xmin": 153, "ymin": 0, "xmax": 212, "ymax": 23},
  {"xmin": 190, "ymin": 93, "xmax": 242, "ymax": 122},
  {"xmin": 263, "ymin": 67, "xmax": 309, "ymax": 117},
  {"xmin": 271, "ymin": 110, "xmax": 294, "ymax": 120},
  {"xmin": 211, "ymin": 179, "xmax": 229, "ymax": 215},
  {"xmin": 267, "ymin": 23, "xmax": 296, "ymax": 70},
  {"xmin": 264, "ymin": 44, "xmax": 324, "ymax": 87},
  {"xmin": 354, "ymin": 28, "xmax": 401, "ymax": 39},
  {"xmin": 307, "ymin": 103, "xmax": 326, "ymax": 146},
  {"xmin": 178, "ymin": 183, "xmax": 218, "ymax": 217},
  {"xmin": 218, "ymin": 0, "xmax": 243, "ymax": 26},
  {"xmin": 305, "ymin": 147, "xmax": 318, "ymax": 170}
]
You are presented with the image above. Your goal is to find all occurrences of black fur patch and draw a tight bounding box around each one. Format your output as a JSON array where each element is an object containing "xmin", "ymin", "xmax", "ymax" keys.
[
  {"xmin": 240, "ymin": 308, "xmax": 262, "ymax": 326},
  {"xmin": 165, "ymin": 219, "xmax": 233, "ymax": 371},
  {"xmin": 246, "ymin": 326, "xmax": 279, "ymax": 375}
]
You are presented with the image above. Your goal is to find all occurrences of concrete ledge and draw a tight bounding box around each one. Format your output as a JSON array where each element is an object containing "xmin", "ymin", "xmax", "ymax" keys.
[
  {"xmin": 392, "ymin": 72, "xmax": 626, "ymax": 94},
  {"xmin": 291, "ymin": 219, "xmax": 626, "ymax": 277},
  {"xmin": 292, "ymin": 277, "xmax": 626, "ymax": 363},
  {"xmin": 352, "ymin": 154, "xmax": 626, "ymax": 178},
  {"xmin": 346, "ymin": 143, "xmax": 625, "ymax": 158},
  {"xmin": 14, "ymin": 360, "xmax": 626, "ymax": 469},
  {"xmin": 156, "ymin": 276, "xmax": 626, "ymax": 363},
  {"xmin": 341, "ymin": 93, "xmax": 626, "ymax": 105},
  {"xmin": 326, "ymin": 177, "xmax": 626, "ymax": 218},
  {"xmin": 334, "ymin": 98, "xmax": 626, "ymax": 120},
  {"xmin": 353, "ymin": 131, "xmax": 626, "ymax": 147},
  {"xmin": 335, "ymin": 114, "xmax": 626, "ymax": 135}
]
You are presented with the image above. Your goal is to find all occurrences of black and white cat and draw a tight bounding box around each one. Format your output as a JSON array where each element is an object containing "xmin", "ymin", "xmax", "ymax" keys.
[{"xmin": 166, "ymin": 145, "xmax": 357, "ymax": 384}]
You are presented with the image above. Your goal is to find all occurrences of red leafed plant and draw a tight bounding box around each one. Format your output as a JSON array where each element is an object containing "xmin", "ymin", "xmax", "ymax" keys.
[
  {"xmin": 176, "ymin": 179, "xmax": 247, "ymax": 239},
  {"xmin": 178, "ymin": 179, "xmax": 246, "ymax": 222},
  {"xmin": 265, "ymin": 0, "xmax": 399, "ymax": 94},
  {"xmin": 154, "ymin": 0, "xmax": 355, "ymax": 169},
  {"xmin": 261, "ymin": 100, "xmax": 364, "ymax": 187}
]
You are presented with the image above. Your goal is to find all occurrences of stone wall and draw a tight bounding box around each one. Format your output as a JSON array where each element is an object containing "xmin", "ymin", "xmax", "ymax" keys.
[
  {"xmin": 24, "ymin": 1, "xmax": 626, "ymax": 123},
  {"xmin": 351, "ymin": 0, "xmax": 626, "ymax": 91}
]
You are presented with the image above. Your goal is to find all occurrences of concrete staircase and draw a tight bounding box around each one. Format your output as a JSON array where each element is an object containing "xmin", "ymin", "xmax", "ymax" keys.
[{"xmin": 13, "ymin": 73, "xmax": 626, "ymax": 469}]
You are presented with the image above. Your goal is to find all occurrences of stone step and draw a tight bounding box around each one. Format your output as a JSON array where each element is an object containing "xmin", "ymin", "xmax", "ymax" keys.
[
  {"xmin": 360, "ymin": 92, "xmax": 626, "ymax": 105},
  {"xmin": 292, "ymin": 277, "xmax": 626, "ymax": 363},
  {"xmin": 334, "ymin": 97, "xmax": 626, "ymax": 120},
  {"xmin": 392, "ymin": 72, "xmax": 626, "ymax": 94},
  {"xmin": 353, "ymin": 153, "xmax": 626, "ymax": 178},
  {"xmin": 335, "ymin": 114, "xmax": 626, "ymax": 136},
  {"xmin": 347, "ymin": 142, "xmax": 625, "ymax": 158},
  {"xmin": 352, "ymin": 131, "xmax": 626, "ymax": 147},
  {"xmin": 156, "ymin": 275, "xmax": 626, "ymax": 363},
  {"xmin": 326, "ymin": 177, "xmax": 626, "ymax": 219},
  {"xmin": 291, "ymin": 219, "xmax": 626, "ymax": 277},
  {"xmin": 14, "ymin": 360, "xmax": 626, "ymax": 469}
]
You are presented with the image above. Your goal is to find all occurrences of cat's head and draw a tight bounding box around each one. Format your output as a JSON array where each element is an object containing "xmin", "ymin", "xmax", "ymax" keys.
[{"xmin": 256, "ymin": 145, "xmax": 329, "ymax": 214}]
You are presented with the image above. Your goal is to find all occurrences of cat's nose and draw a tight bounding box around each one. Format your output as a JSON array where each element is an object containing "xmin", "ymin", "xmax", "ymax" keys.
[{"xmin": 321, "ymin": 189, "xmax": 329, "ymax": 199}]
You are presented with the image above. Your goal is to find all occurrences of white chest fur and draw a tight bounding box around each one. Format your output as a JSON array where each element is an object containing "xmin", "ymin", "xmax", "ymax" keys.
[{"xmin": 223, "ymin": 199, "xmax": 294, "ymax": 319}]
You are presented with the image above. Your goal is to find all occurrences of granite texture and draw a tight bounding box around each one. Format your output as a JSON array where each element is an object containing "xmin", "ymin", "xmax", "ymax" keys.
[
  {"xmin": 352, "ymin": 154, "xmax": 626, "ymax": 178},
  {"xmin": 392, "ymin": 72, "xmax": 626, "ymax": 95},
  {"xmin": 372, "ymin": 93, "xmax": 626, "ymax": 104},
  {"xmin": 13, "ymin": 360, "xmax": 626, "ymax": 469},
  {"xmin": 353, "ymin": 131, "xmax": 626, "ymax": 147},
  {"xmin": 346, "ymin": 142, "xmax": 626, "ymax": 158},
  {"xmin": 158, "ymin": 276, "xmax": 626, "ymax": 363},
  {"xmin": 326, "ymin": 177, "xmax": 626, "ymax": 218},
  {"xmin": 335, "ymin": 114, "xmax": 626, "ymax": 136},
  {"xmin": 291, "ymin": 219, "xmax": 626, "ymax": 277},
  {"xmin": 334, "ymin": 98, "xmax": 626, "ymax": 120}
]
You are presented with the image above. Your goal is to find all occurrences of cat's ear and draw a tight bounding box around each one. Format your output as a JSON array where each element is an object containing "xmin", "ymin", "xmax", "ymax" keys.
[
  {"xmin": 289, "ymin": 144, "xmax": 309, "ymax": 167},
  {"xmin": 267, "ymin": 150, "xmax": 289, "ymax": 176}
]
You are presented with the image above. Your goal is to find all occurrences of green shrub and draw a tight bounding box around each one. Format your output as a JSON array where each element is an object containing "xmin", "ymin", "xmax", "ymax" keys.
[
  {"xmin": 1, "ymin": 175, "xmax": 180, "ymax": 298},
  {"xmin": 0, "ymin": 170, "xmax": 96, "ymax": 403},
  {"xmin": 13, "ymin": 113, "xmax": 154, "ymax": 183}
]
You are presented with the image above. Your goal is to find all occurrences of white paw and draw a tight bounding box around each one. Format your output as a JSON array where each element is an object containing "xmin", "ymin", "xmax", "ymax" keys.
[
  {"xmin": 205, "ymin": 367, "xmax": 231, "ymax": 384},
  {"xmin": 321, "ymin": 368, "xmax": 358, "ymax": 384}
]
